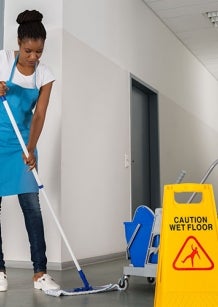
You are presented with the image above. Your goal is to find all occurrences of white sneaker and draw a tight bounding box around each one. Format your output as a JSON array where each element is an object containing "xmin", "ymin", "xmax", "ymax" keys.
[
  {"xmin": 34, "ymin": 274, "xmax": 60, "ymax": 291},
  {"xmin": 0, "ymin": 272, "xmax": 8, "ymax": 291}
]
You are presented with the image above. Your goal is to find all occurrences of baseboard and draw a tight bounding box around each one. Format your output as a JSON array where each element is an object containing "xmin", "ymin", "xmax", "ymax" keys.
[
  {"xmin": 61, "ymin": 251, "xmax": 125, "ymax": 270},
  {"xmin": 5, "ymin": 252, "xmax": 126, "ymax": 271},
  {"xmin": 5, "ymin": 260, "xmax": 62, "ymax": 271}
]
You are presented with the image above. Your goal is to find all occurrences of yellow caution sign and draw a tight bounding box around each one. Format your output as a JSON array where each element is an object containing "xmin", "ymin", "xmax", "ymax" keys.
[{"xmin": 154, "ymin": 183, "xmax": 218, "ymax": 307}]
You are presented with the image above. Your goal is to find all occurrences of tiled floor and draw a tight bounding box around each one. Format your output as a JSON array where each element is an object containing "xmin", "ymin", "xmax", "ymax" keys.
[{"xmin": 0, "ymin": 259, "xmax": 155, "ymax": 306}]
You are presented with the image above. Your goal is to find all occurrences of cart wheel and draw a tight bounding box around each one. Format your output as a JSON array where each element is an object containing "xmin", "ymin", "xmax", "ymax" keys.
[
  {"xmin": 147, "ymin": 277, "xmax": 155, "ymax": 284},
  {"xmin": 118, "ymin": 275, "xmax": 129, "ymax": 290}
]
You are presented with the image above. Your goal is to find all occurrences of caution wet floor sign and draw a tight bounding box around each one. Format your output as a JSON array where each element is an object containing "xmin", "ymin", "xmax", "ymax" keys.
[{"xmin": 154, "ymin": 183, "xmax": 218, "ymax": 307}]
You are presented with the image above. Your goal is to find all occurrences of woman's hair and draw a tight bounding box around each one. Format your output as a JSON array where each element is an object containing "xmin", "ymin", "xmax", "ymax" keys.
[{"xmin": 16, "ymin": 10, "xmax": 46, "ymax": 41}]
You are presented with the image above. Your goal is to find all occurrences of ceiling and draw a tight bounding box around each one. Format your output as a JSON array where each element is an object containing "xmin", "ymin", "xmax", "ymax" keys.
[{"xmin": 143, "ymin": 0, "xmax": 218, "ymax": 80}]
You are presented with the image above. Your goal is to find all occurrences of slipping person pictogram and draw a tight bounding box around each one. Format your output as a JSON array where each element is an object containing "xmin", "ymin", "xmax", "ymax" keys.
[{"xmin": 182, "ymin": 244, "xmax": 200, "ymax": 267}]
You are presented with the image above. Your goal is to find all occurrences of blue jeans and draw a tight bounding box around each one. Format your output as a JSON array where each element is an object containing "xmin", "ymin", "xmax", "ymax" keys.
[{"xmin": 0, "ymin": 193, "xmax": 47, "ymax": 273}]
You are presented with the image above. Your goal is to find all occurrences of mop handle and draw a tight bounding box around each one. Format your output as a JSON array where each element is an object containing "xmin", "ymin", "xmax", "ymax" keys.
[
  {"xmin": 188, "ymin": 159, "xmax": 218, "ymax": 203},
  {"xmin": 0, "ymin": 96, "xmax": 82, "ymax": 272}
]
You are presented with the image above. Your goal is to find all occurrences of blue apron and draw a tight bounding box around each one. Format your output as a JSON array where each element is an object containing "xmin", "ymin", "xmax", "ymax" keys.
[{"xmin": 0, "ymin": 55, "xmax": 39, "ymax": 196}]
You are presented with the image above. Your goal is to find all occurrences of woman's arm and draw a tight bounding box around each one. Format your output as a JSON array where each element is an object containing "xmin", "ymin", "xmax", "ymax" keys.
[
  {"xmin": 24, "ymin": 81, "xmax": 54, "ymax": 169},
  {"xmin": 0, "ymin": 81, "xmax": 8, "ymax": 96}
]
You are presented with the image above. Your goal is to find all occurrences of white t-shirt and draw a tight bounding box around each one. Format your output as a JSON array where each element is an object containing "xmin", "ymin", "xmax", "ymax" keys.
[{"xmin": 0, "ymin": 50, "xmax": 55, "ymax": 89}]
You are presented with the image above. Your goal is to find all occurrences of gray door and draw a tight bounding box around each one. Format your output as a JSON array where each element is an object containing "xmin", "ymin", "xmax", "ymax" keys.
[{"xmin": 131, "ymin": 78, "xmax": 160, "ymax": 216}]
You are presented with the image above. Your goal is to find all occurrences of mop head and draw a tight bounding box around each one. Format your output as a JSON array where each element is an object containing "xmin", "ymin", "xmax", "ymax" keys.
[{"xmin": 45, "ymin": 283, "xmax": 120, "ymax": 297}]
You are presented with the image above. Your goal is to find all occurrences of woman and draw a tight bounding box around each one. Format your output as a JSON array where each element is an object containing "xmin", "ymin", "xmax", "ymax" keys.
[{"xmin": 0, "ymin": 10, "xmax": 60, "ymax": 291}]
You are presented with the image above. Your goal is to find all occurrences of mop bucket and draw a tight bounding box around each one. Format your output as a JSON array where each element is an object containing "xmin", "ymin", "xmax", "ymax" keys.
[{"xmin": 124, "ymin": 206, "xmax": 154, "ymax": 267}]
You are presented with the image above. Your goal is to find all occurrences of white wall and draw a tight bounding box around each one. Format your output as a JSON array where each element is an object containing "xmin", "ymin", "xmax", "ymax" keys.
[
  {"xmin": 63, "ymin": 0, "xmax": 218, "ymax": 132},
  {"xmin": 2, "ymin": 0, "xmax": 218, "ymax": 268},
  {"xmin": 61, "ymin": 34, "xmax": 130, "ymax": 261}
]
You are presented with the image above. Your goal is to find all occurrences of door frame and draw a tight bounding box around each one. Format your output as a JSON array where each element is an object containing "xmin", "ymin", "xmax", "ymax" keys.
[{"xmin": 130, "ymin": 74, "xmax": 160, "ymax": 214}]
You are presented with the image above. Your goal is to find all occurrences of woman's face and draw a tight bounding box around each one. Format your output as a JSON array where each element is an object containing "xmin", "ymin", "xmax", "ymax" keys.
[{"xmin": 18, "ymin": 38, "xmax": 45, "ymax": 67}]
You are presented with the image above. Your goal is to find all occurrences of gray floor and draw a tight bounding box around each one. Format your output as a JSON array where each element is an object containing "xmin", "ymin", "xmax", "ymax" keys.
[{"xmin": 0, "ymin": 259, "xmax": 155, "ymax": 307}]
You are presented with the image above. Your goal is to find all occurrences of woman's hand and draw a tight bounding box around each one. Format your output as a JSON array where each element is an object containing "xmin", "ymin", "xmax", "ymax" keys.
[
  {"xmin": 23, "ymin": 150, "xmax": 37, "ymax": 171},
  {"xmin": 0, "ymin": 81, "xmax": 8, "ymax": 96}
]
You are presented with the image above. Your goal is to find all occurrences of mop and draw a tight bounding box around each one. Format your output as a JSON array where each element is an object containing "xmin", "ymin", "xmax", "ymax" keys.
[{"xmin": 0, "ymin": 96, "xmax": 121, "ymax": 296}]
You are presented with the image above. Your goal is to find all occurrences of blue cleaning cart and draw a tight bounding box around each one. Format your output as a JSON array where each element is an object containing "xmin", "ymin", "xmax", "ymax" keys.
[
  {"xmin": 118, "ymin": 205, "xmax": 162, "ymax": 289},
  {"xmin": 118, "ymin": 171, "xmax": 185, "ymax": 289}
]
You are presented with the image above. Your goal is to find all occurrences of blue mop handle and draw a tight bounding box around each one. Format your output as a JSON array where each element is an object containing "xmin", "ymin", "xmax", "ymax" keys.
[{"xmin": 0, "ymin": 96, "xmax": 92, "ymax": 290}]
